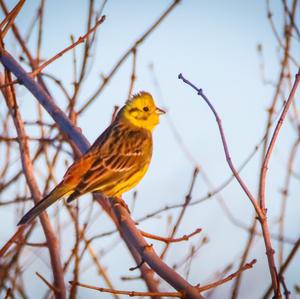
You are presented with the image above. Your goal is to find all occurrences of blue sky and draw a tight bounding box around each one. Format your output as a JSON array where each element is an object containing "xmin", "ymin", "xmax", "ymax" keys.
[{"xmin": 1, "ymin": 1, "xmax": 299, "ymax": 298}]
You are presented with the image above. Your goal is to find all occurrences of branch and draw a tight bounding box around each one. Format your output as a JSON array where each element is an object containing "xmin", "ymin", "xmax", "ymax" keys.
[
  {"xmin": 36, "ymin": 271, "xmax": 59, "ymax": 293},
  {"xmin": 263, "ymin": 238, "xmax": 300, "ymax": 299},
  {"xmin": 0, "ymin": 45, "xmax": 203, "ymax": 299},
  {"xmin": 259, "ymin": 68, "xmax": 300, "ymax": 211},
  {"xmin": 178, "ymin": 73, "xmax": 284, "ymax": 298},
  {"xmin": 30, "ymin": 15, "xmax": 106, "ymax": 77},
  {"xmin": 0, "ymin": 15, "xmax": 105, "ymax": 88},
  {"xmin": 1, "ymin": 69, "xmax": 66, "ymax": 298},
  {"xmin": 0, "ymin": 0, "xmax": 25, "ymax": 38},
  {"xmin": 197, "ymin": 259, "xmax": 257, "ymax": 292},
  {"xmin": 178, "ymin": 73, "xmax": 263, "ymax": 218},
  {"xmin": 0, "ymin": 48, "xmax": 90, "ymax": 153},
  {"xmin": 0, "ymin": 37, "xmax": 160, "ymax": 295},
  {"xmin": 0, "ymin": 226, "xmax": 26, "ymax": 257},
  {"xmin": 160, "ymin": 167, "xmax": 199, "ymax": 259},
  {"xmin": 69, "ymin": 281, "xmax": 181, "ymax": 298},
  {"xmin": 111, "ymin": 198, "xmax": 204, "ymax": 299},
  {"xmin": 69, "ymin": 259, "xmax": 257, "ymax": 297},
  {"xmin": 78, "ymin": 0, "xmax": 181, "ymax": 114},
  {"xmin": 140, "ymin": 228, "xmax": 202, "ymax": 243}
]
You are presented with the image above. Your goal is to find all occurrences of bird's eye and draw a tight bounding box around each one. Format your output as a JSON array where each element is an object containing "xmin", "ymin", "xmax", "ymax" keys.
[{"xmin": 143, "ymin": 106, "xmax": 149, "ymax": 112}]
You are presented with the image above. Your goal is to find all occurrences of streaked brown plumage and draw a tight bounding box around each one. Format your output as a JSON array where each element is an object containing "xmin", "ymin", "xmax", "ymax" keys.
[{"xmin": 18, "ymin": 92, "xmax": 165, "ymax": 225}]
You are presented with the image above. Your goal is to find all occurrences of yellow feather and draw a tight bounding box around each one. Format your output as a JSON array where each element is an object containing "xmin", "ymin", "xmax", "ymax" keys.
[{"xmin": 18, "ymin": 92, "xmax": 165, "ymax": 225}]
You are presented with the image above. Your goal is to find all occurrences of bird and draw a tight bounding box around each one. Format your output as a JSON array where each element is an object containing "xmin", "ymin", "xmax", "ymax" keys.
[{"xmin": 18, "ymin": 91, "xmax": 165, "ymax": 225}]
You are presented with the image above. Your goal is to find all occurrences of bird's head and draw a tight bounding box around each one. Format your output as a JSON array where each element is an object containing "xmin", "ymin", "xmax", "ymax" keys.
[{"xmin": 122, "ymin": 91, "xmax": 165, "ymax": 131}]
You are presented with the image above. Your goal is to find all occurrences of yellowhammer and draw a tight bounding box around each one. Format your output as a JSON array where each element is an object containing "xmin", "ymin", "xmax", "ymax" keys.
[{"xmin": 18, "ymin": 91, "xmax": 165, "ymax": 225}]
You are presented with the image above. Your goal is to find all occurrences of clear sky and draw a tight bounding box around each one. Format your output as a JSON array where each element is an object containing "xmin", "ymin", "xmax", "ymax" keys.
[{"xmin": 1, "ymin": 1, "xmax": 299, "ymax": 298}]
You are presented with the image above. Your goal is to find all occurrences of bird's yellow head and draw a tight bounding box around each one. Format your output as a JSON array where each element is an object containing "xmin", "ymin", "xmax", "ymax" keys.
[{"xmin": 122, "ymin": 91, "xmax": 165, "ymax": 131}]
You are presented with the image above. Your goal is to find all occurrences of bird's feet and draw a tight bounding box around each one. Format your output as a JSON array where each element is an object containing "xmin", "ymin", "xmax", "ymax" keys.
[{"xmin": 111, "ymin": 197, "xmax": 131, "ymax": 214}]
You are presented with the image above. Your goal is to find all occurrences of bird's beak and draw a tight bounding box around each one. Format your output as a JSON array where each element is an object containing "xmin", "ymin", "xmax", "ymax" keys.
[{"xmin": 156, "ymin": 107, "xmax": 166, "ymax": 115}]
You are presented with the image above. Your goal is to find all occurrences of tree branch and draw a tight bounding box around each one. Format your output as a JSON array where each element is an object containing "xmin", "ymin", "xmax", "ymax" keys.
[{"xmin": 0, "ymin": 45, "xmax": 203, "ymax": 299}]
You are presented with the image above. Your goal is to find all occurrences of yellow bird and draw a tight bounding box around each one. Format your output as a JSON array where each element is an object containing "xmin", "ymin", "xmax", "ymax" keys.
[{"xmin": 18, "ymin": 92, "xmax": 165, "ymax": 225}]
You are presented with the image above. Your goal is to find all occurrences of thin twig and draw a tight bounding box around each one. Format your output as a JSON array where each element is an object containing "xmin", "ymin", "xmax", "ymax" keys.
[
  {"xmin": 0, "ymin": 226, "xmax": 26, "ymax": 257},
  {"xmin": 111, "ymin": 197, "xmax": 204, "ymax": 299},
  {"xmin": 141, "ymin": 228, "xmax": 202, "ymax": 243},
  {"xmin": 259, "ymin": 68, "xmax": 300, "ymax": 212},
  {"xmin": 0, "ymin": 41, "xmax": 203, "ymax": 298},
  {"xmin": 0, "ymin": 0, "xmax": 25, "ymax": 38},
  {"xmin": 1, "ymin": 68, "xmax": 66, "ymax": 299},
  {"xmin": 178, "ymin": 73, "xmax": 288, "ymax": 298},
  {"xmin": 30, "ymin": 15, "xmax": 105, "ymax": 77},
  {"xmin": 127, "ymin": 47, "xmax": 137, "ymax": 99},
  {"xmin": 198, "ymin": 259, "xmax": 257, "ymax": 292},
  {"xmin": 69, "ymin": 281, "xmax": 181, "ymax": 298},
  {"xmin": 78, "ymin": 0, "xmax": 181, "ymax": 114},
  {"xmin": 36, "ymin": 271, "xmax": 59, "ymax": 293},
  {"xmin": 160, "ymin": 167, "xmax": 199, "ymax": 259},
  {"xmin": 70, "ymin": 259, "xmax": 256, "ymax": 297},
  {"xmin": 263, "ymin": 238, "xmax": 300, "ymax": 299}
]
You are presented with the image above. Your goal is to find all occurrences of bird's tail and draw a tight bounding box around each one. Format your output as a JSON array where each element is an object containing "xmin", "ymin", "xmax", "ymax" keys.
[{"xmin": 17, "ymin": 183, "xmax": 68, "ymax": 226}]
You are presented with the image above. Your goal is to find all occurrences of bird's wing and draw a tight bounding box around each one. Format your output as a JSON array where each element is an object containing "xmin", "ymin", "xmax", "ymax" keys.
[
  {"xmin": 61, "ymin": 124, "xmax": 114, "ymax": 188},
  {"xmin": 62, "ymin": 122, "xmax": 151, "ymax": 195},
  {"xmin": 90, "ymin": 122, "xmax": 151, "ymax": 172}
]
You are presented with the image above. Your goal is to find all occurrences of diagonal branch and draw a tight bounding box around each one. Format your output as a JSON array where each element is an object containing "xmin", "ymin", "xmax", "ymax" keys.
[
  {"xmin": 0, "ymin": 0, "xmax": 25, "ymax": 38},
  {"xmin": 177, "ymin": 72, "xmax": 296, "ymax": 299},
  {"xmin": 0, "ymin": 46, "xmax": 203, "ymax": 299},
  {"xmin": 78, "ymin": 0, "xmax": 181, "ymax": 114},
  {"xmin": 1, "ymin": 69, "xmax": 66, "ymax": 299},
  {"xmin": 263, "ymin": 238, "xmax": 300, "ymax": 298},
  {"xmin": 30, "ymin": 15, "xmax": 106, "ymax": 78},
  {"xmin": 0, "ymin": 36, "xmax": 160, "ymax": 295},
  {"xmin": 259, "ymin": 68, "xmax": 300, "ymax": 211},
  {"xmin": 70, "ymin": 259, "xmax": 257, "ymax": 297}
]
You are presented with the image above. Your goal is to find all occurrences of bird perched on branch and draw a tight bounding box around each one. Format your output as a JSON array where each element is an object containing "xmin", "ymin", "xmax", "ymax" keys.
[{"xmin": 18, "ymin": 92, "xmax": 165, "ymax": 225}]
